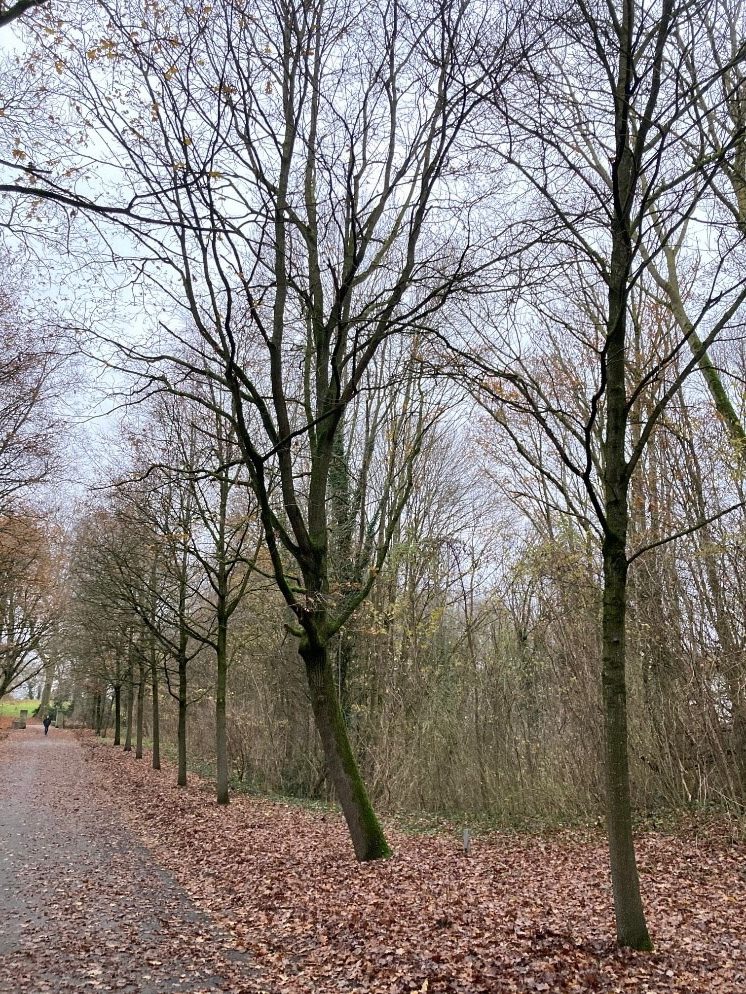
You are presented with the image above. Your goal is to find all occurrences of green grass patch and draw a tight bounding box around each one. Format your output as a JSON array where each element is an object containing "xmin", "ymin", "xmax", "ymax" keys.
[{"xmin": 0, "ymin": 698, "xmax": 40, "ymax": 718}]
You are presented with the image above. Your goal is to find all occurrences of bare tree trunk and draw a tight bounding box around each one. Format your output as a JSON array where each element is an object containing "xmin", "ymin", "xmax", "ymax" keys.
[
  {"xmin": 602, "ymin": 82, "xmax": 652, "ymax": 945},
  {"xmin": 101, "ymin": 693, "xmax": 113, "ymax": 738},
  {"xmin": 215, "ymin": 606, "xmax": 229, "ymax": 804},
  {"xmin": 596, "ymin": 0, "xmax": 655, "ymax": 947},
  {"xmin": 113, "ymin": 684, "xmax": 121, "ymax": 746},
  {"xmin": 113, "ymin": 652, "xmax": 122, "ymax": 746},
  {"xmin": 150, "ymin": 637, "xmax": 160, "ymax": 770},
  {"xmin": 136, "ymin": 654, "xmax": 145, "ymax": 759},
  {"xmin": 602, "ymin": 533, "xmax": 651, "ymax": 949},
  {"xmin": 124, "ymin": 651, "xmax": 133, "ymax": 753},
  {"xmin": 38, "ymin": 658, "xmax": 55, "ymax": 717},
  {"xmin": 94, "ymin": 690, "xmax": 104, "ymax": 736},
  {"xmin": 300, "ymin": 635, "xmax": 389, "ymax": 861},
  {"xmin": 177, "ymin": 650, "xmax": 187, "ymax": 786}
]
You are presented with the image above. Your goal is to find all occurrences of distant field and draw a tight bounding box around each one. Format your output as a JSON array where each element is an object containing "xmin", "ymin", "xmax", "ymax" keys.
[{"xmin": 0, "ymin": 699, "xmax": 40, "ymax": 719}]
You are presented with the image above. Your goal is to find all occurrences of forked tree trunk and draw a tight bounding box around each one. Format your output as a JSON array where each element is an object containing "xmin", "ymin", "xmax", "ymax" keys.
[{"xmin": 300, "ymin": 636, "xmax": 389, "ymax": 861}]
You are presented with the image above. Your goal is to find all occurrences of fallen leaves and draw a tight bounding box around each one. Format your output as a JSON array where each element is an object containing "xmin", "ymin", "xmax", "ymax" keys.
[
  {"xmin": 3, "ymin": 727, "xmax": 744, "ymax": 993},
  {"xmin": 0, "ymin": 729, "xmax": 261, "ymax": 993},
  {"xmin": 79, "ymin": 735, "xmax": 746, "ymax": 994}
]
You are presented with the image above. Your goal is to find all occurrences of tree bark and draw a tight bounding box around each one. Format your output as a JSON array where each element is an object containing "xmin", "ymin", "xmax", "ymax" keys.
[
  {"xmin": 148, "ymin": 553, "xmax": 161, "ymax": 770},
  {"xmin": 135, "ymin": 654, "xmax": 145, "ymax": 759},
  {"xmin": 177, "ymin": 651, "xmax": 187, "ymax": 786},
  {"xmin": 124, "ymin": 651, "xmax": 133, "ymax": 753},
  {"xmin": 602, "ymin": 533, "xmax": 651, "ymax": 949},
  {"xmin": 94, "ymin": 690, "xmax": 103, "ymax": 735},
  {"xmin": 601, "ymin": 309, "xmax": 652, "ymax": 948},
  {"xmin": 150, "ymin": 637, "xmax": 160, "ymax": 770},
  {"xmin": 113, "ymin": 652, "xmax": 122, "ymax": 746},
  {"xmin": 300, "ymin": 635, "xmax": 390, "ymax": 861},
  {"xmin": 598, "ymin": 0, "xmax": 654, "ymax": 946},
  {"xmin": 38, "ymin": 659, "xmax": 55, "ymax": 718},
  {"xmin": 101, "ymin": 693, "xmax": 113, "ymax": 738},
  {"xmin": 215, "ymin": 606, "xmax": 229, "ymax": 804},
  {"xmin": 113, "ymin": 683, "xmax": 121, "ymax": 746}
]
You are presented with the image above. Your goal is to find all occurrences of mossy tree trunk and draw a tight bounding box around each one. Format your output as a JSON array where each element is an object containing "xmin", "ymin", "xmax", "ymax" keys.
[
  {"xmin": 300, "ymin": 629, "xmax": 390, "ymax": 861},
  {"xmin": 73, "ymin": 0, "xmax": 487, "ymax": 861}
]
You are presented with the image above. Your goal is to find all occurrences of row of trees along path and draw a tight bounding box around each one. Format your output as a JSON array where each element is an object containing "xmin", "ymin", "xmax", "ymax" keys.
[
  {"xmin": 0, "ymin": 724, "xmax": 259, "ymax": 993},
  {"xmin": 0, "ymin": 0, "xmax": 744, "ymax": 959}
]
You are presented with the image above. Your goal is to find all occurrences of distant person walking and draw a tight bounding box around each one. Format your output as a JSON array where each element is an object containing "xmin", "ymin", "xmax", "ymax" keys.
[{"xmin": 43, "ymin": 715, "xmax": 53, "ymax": 736}]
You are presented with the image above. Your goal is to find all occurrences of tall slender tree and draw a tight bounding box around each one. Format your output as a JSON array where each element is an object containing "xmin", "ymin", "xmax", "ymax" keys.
[{"xmin": 465, "ymin": 0, "xmax": 746, "ymax": 948}]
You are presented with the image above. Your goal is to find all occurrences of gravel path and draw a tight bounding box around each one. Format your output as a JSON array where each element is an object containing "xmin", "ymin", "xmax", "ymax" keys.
[{"xmin": 0, "ymin": 726, "xmax": 257, "ymax": 994}]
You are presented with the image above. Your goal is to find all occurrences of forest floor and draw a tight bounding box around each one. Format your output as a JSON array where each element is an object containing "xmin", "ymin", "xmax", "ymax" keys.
[{"xmin": 1, "ymin": 729, "xmax": 745, "ymax": 993}]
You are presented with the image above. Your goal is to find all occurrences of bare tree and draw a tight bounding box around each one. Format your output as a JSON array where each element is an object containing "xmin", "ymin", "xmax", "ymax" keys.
[
  {"xmin": 38, "ymin": 0, "xmax": 522, "ymax": 860},
  {"xmin": 153, "ymin": 385, "xmax": 262, "ymax": 804},
  {"xmin": 464, "ymin": 0, "xmax": 746, "ymax": 949}
]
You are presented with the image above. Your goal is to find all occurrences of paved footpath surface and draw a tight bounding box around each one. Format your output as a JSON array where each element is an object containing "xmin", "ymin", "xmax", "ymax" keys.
[{"xmin": 0, "ymin": 726, "xmax": 257, "ymax": 994}]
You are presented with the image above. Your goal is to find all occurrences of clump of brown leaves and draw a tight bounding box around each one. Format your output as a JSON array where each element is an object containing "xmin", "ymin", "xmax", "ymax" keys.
[{"xmin": 86, "ymin": 737, "xmax": 746, "ymax": 994}]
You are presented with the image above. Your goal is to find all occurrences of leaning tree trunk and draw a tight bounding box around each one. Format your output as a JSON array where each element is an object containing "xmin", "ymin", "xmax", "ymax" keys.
[{"xmin": 300, "ymin": 634, "xmax": 390, "ymax": 861}]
